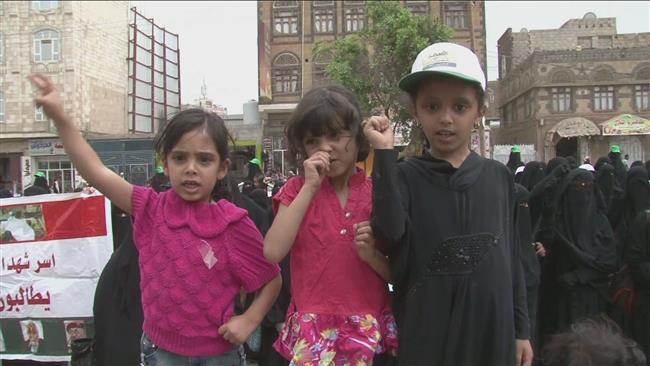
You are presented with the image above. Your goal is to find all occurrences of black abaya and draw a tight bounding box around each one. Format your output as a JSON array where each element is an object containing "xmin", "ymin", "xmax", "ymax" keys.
[{"xmin": 372, "ymin": 150, "xmax": 529, "ymax": 366}]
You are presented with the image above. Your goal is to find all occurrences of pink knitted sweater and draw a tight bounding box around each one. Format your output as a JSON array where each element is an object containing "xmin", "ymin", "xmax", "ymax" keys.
[{"xmin": 131, "ymin": 186, "xmax": 280, "ymax": 356}]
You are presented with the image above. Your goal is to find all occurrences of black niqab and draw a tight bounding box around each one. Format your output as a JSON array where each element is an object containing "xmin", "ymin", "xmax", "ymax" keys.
[
  {"xmin": 520, "ymin": 161, "xmax": 546, "ymax": 192},
  {"xmin": 608, "ymin": 152, "xmax": 628, "ymax": 186},
  {"xmin": 507, "ymin": 151, "xmax": 525, "ymax": 174},
  {"xmin": 594, "ymin": 156, "xmax": 612, "ymax": 172},
  {"xmin": 624, "ymin": 167, "xmax": 650, "ymax": 220},
  {"xmin": 545, "ymin": 157, "xmax": 569, "ymax": 176}
]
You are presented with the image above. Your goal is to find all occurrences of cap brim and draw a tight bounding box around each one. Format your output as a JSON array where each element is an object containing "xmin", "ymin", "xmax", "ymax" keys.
[{"xmin": 399, "ymin": 70, "xmax": 483, "ymax": 92}]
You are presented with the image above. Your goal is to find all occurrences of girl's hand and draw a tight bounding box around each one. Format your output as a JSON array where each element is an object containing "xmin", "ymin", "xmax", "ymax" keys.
[
  {"xmin": 303, "ymin": 151, "xmax": 330, "ymax": 190},
  {"xmin": 535, "ymin": 242, "xmax": 546, "ymax": 257},
  {"xmin": 363, "ymin": 116, "xmax": 394, "ymax": 149},
  {"xmin": 28, "ymin": 74, "xmax": 67, "ymax": 124},
  {"xmin": 218, "ymin": 314, "xmax": 258, "ymax": 346},
  {"xmin": 354, "ymin": 221, "xmax": 378, "ymax": 263}
]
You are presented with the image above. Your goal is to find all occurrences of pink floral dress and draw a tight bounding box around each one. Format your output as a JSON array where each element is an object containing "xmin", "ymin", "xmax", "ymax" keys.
[{"xmin": 272, "ymin": 170, "xmax": 398, "ymax": 366}]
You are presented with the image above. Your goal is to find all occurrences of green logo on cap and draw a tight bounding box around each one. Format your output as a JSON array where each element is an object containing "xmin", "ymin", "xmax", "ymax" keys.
[
  {"xmin": 610, "ymin": 145, "xmax": 621, "ymax": 153},
  {"xmin": 511, "ymin": 145, "xmax": 521, "ymax": 153},
  {"xmin": 155, "ymin": 165, "xmax": 164, "ymax": 174},
  {"xmin": 35, "ymin": 171, "xmax": 46, "ymax": 178}
]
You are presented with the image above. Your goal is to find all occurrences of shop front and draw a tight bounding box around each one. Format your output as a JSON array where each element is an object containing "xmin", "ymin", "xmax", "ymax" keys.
[
  {"xmin": 543, "ymin": 117, "xmax": 601, "ymax": 162},
  {"xmin": 25, "ymin": 139, "xmax": 78, "ymax": 193}
]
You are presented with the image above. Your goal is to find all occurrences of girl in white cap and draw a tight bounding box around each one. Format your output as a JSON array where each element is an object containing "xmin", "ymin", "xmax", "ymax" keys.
[{"xmin": 364, "ymin": 42, "xmax": 533, "ymax": 366}]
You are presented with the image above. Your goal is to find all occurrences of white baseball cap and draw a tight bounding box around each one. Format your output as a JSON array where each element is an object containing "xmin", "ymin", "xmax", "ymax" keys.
[
  {"xmin": 399, "ymin": 42, "xmax": 486, "ymax": 92},
  {"xmin": 579, "ymin": 163, "xmax": 595, "ymax": 172},
  {"xmin": 515, "ymin": 166, "xmax": 525, "ymax": 175}
]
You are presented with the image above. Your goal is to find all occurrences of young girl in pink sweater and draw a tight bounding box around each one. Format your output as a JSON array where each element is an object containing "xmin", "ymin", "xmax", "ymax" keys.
[{"xmin": 30, "ymin": 74, "xmax": 281, "ymax": 365}]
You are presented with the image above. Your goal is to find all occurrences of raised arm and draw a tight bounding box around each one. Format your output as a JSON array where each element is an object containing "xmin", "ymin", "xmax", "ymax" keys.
[
  {"xmin": 363, "ymin": 116, "xmax": 408, "ymax": 245},
  {"xmin": 30, "ymin": 74, "xmax": 133, "ymax": 213},
  {"xmin": 263, "ymin": 151, "xmax": 330, "ymax": 263}
]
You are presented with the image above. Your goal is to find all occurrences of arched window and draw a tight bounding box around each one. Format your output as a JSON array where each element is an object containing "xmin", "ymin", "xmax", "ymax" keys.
[
  {"xmin": 592, "ymin": 68, "xmax": 614, "ymax": 82},
  {"xmin": 34, "ymin": 29, "xmax": 60, "ymax": 62},
  {"xmin": 312, "ymin": 52, "xmax": 333, "ymax": 88},
  {"xmin": 551, "ymin": 70, "xmax": 573, "ymax": 84},
  {"xmin": 272, "ymin": 52, "xmax": 301, "ymax": 94},
  {"xmin": 634, "ymin": 66, "xmax": 650, "ymax": 81}
]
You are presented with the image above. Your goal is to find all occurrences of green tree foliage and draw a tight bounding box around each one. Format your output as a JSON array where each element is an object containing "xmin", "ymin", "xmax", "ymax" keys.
[{"xmin": 314, "ymin": 0, "xmax": 452, "ymax": 143}]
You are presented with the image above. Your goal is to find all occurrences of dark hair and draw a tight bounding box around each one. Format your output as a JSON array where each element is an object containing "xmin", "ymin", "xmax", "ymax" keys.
[
  {"xmin": 541, "ymin": 315, "xmax": 646, "ymax": 366},
  {"xmin": 406, "ymin": 73, "xmax": 486, "ymax": 112},
  {"xmin": 153, "ymin": 108, "xmax": 233, "ymax": 200},
  {"xmin": 285, "ymin": 85, "xmax": 370, "ymax": 166}
]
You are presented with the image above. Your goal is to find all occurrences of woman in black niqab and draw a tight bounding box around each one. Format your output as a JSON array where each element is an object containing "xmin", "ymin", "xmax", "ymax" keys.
[
  {"xmin": 507, "ymin": 151, "xmax": 525, "ymax": 174},
  {"xmin": 520, "ymin": 161, "xmax": 546, "ymax": 192},
  {"xmin": 594, "ymin": 156, "xmax": 612, "ymax": 172},
  {"xmin": 608, "ymin": 151, "xmax": 627, "ymax": 186},
  {"xmin": 537, "ymin": 169, "xmax": 617, "ymax": 346}
]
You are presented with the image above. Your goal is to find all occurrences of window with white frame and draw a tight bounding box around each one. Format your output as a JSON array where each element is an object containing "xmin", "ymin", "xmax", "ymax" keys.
[
  {"xmin": 0, "ymin": 92, "xmax": 4, "ymax": 122},
  {"xmin": 36, "ymin": 105, "xmax": 47, "ymax": 121},
  {"xmin": 273, "ymin": 1, "xmax": 300, "ymax": 35},
  {"xmin": 313, "ymin": 1, "xmax": 335, "ymax": 34},
  {"xmin": 634, "ymin": 84, "xmax": 649, "ymax": 111},
  {"xmin": 444, "ymin": 2, "xmax": 469, "ymax": 30},
  {"xmin": 32, "ymin": 1, "xmax": 59, "ymax": 11},
  {"xmin": 344, "ymin": 1, "xmax": 366, "ymax": 32},
  {"xmin": 34, "ymin": 30, "xmax": 60, "ymax": 62},
  {"xmin": 272, "ymin": 52, "xmax": 301, "ymax": 94},
  {"xmin": 551, "ymin": 87, "xmax": 571, "ymax": 112},
  {"xmin": 593, "ymin": 86, "xmax": 614, "ymax": 111}
]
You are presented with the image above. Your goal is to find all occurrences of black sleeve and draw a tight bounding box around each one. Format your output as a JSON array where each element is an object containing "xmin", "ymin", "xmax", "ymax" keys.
[
  {"xmin": 626, "ymin": 212, "xmax": 650, "ymax": 287},
  {"xmin": 510, "ymin": 187, "xmax": 531, "ymax": 340},
  {"xmin": 371, "ymin": 149, "xmax": 408, "ymax": 246}
]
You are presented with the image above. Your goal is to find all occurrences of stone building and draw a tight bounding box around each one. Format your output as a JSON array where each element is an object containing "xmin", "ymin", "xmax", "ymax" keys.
[
  {"xmin": 0, "ymin": 1, "xmax": 129, "ymax": 194},
  {"xmin": 258, "ymin": 0, "xmax": 487, "ymax": 174},
  {"xmin": 495, "ymin": 13, "xmax": 650, "ymax": 162}
]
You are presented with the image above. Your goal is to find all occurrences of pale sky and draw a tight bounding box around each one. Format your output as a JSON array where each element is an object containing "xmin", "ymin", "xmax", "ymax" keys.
[{"xmin": 132, "ymin": 1, "xmax": 650, "ymax": 114}]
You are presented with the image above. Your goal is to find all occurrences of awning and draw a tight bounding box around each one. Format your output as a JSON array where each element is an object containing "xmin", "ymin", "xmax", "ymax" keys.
[
  {"xmin": 600, "ymin": 114, "xmax": 650, "ymax": 136},
  {"xmin": 548, "ymin": 117, "xmax": 600, "ymax": 138}
]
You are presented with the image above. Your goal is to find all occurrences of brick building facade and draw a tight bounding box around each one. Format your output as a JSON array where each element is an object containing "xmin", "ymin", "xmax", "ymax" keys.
[
  {"xmin": 0, "ymin": 1, "xmax": 129, "ymax": 193},
  {"xmin": 495, "ymin": 13, "xmax": 650, "ymax": 162},
  {"xmin": 258, "ymin": 0, "xmax": 487, "ymax": 174}
]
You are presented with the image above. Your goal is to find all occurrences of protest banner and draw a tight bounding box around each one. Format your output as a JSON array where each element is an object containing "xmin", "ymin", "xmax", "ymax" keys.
[{"xmin": 0, "ymin": 192, "xmax": 112, "ymax": 361}]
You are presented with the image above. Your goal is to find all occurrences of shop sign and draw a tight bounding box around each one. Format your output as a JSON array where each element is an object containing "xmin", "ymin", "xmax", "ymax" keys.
[
  {"xmin": 28, "ymin": 140, "xmax": 65, "ymax": 156},
  {"xmin": 601, "ymin": 114, "xmax": 650, "ymax": 136}
]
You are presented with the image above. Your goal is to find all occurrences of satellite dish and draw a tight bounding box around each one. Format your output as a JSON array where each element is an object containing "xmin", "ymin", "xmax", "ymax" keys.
[
  {"xmin": 520, "ymin": 28, "xmax": 528, "ymax": 33},
  {"xmin": 583, "ymin": 12, "xmax": 597, "ymax": 19}
]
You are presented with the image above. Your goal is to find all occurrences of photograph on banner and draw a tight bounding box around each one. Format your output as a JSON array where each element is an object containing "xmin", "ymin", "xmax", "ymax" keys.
[
  {"xmin": 0, "ymin": 204, "xmax": 46, "ymax": 243},
  {"xmin": 20, "ymin": 320, "xmax": 44, "ymax": 354},
  {"xmin": 63, "ymin": 320, "xmax": 87, "ymax": 352},
  {"xmin": 0, "ymin": 192, "xmax": 112, "ymax": 361}
]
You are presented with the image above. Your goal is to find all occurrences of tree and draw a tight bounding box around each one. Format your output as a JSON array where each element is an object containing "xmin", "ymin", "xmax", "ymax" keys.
[{"xmin": 314, "ymin": 1, "xmax": 452, "ymax": 151}]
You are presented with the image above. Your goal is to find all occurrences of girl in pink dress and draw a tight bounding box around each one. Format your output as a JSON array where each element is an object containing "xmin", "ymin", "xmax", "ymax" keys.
[{"xmin": 264, "ymin": 85, "xmax": 398, "ymax": 365}]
